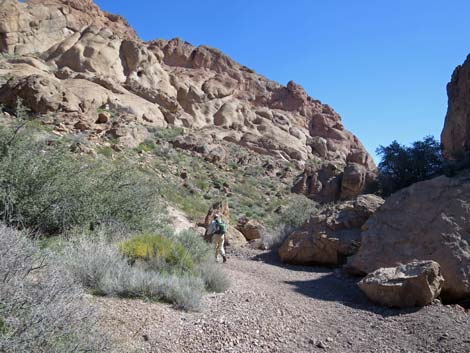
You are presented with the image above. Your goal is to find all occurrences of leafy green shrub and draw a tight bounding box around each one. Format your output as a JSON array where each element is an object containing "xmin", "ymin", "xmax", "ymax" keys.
[
  {"xmin": 120, "ymin": 233, "xmax": 194, "ymax": 273},
  {"xmin": 0, "ymin": 226, "xmax": 109, "ymax": 352},
  {"xmin": 0, "ymin": 121, "xmax": 162, "ymax": 234},
  {"xmin": 376, "ymin": 136, "xmax": 443, "ymax": 195}
]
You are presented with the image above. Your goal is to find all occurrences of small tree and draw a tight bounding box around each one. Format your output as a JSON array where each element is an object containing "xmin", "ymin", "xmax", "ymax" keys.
[{"xmin": 376, "ymin": 136, "xmax": 443, "ymax": 195}]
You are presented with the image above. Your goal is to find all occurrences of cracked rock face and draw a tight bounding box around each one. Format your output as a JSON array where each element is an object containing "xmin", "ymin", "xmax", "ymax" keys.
[{"xmin": 0, "ymin": 0, "xmax": 376, "ymax": 201}]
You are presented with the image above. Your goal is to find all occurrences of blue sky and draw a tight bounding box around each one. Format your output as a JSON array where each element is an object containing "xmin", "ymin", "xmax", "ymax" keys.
[{"xmin": 95, "ymin": 0, "xmax": 470, "ymax": 162}]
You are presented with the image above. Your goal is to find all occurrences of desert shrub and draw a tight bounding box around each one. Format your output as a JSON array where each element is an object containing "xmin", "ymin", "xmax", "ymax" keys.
[
  {"xmin": 377, "ymin": 136, "xmax": 443, "ymax": 195},
  {"xmin": 0, "ymin": 225, "xmax": 108, "ymax": 352},
  {"xmin": 61, "ymin": 236, "xmax": 207, "ymax": 311},
  {"xmin": 120, "ymin": 233, "xmax": 194, "ymax": 273},
  {"xmin": 171, "ymin": 229, "xmax": 212, "ymax": 263},
  {"xmin": 149, "ymin": 127, "xmax": 184, "ymax": 140},
  {"xmin": 260, "ymin": 224, "xmax": 292, "ymax": 250},
  {"xmin": 0, "ymin": 120, "xmax": 162, "ymax": 234},
  {"xmin": 196, "ymin": 260, "xmax": 230, "ymax": 293},
  {"xmin": 272, "ymin": 194, "xmax": 317, "ymax": 229}
]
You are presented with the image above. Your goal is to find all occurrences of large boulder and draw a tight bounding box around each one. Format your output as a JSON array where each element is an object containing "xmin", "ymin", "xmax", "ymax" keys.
[
  {"xmin": 358, "ymin": 260, "xmax": 444, "ymax": 308},
  {"xmin": 278, "ymin": 231, "xmax": 340, "ymax": 266},
  {"xmin": 279, "ymin": 194, "xmax": 384, "ymax": 266},
  {"xmin": 236, "ymin": 217, "xmax": 265, "ymax": 241},
  {"xmin": 347, "ymin": 175, "xmax": 470, "ymax": 301},
  {"xmin": 224, "ymin": 226, "xmax": 247, "ymax": 247}
]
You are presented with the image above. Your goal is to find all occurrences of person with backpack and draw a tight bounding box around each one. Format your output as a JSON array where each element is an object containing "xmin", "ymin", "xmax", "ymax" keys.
[{"xmin": 208, "ymin": 213, "xmax": 227, "ymax": 263}]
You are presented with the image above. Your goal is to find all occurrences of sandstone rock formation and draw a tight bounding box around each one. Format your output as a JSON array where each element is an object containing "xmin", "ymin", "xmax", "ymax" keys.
[
  {"xmin": 347, "ymin": 175, "xmax": 470, "ymax": 301},
  {"xmin": 0, "ymin": 0, "xmax": 376, "ymax": 202},
  {"xmin": 358, "ymin": 260, "xmax": 444, "ymax": 308},
  {"xmin": 442, "ymin": 54, "xmax": 470, "ymax": 159},
  {"xmin": 278, "ymin": 194, "xmax": 383, "ymax": 266}
]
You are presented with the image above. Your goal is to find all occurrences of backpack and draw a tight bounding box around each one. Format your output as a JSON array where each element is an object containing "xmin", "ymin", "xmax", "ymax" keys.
[{"xmin": 215, "ymin": 218, "xmax": 227, "ymax": 234}]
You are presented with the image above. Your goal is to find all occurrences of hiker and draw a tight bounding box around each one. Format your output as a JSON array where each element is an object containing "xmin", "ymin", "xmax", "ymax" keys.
[{"xmin": 207, "ymin": 213, "xmax": 227, "ymax": 263}]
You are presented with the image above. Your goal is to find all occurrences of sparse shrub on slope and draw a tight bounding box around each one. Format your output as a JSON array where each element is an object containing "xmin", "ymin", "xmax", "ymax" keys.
[
  {"xmin": 259, "ymin": 194, "xmax": 318, "ymax": 250},
  {"xmin": 0, "ymin": 225, "xmax": 109, "ymax": 353},
  {"xmin": 0, "ymin": 119, "xmax": 162, "ymax": 234}
]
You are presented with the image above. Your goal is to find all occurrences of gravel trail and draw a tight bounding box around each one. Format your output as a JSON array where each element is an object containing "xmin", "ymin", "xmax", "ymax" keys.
[{"xmin": 96, "ymin": 249, "xmax": 470, "ymax": 353}]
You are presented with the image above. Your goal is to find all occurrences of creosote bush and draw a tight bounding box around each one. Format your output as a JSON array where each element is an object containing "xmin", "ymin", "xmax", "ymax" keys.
[
  {"xmin": 0, "ymin": 118, "xmax": 162, "ymax": 234},
  {"xmin": 0, "ymin": 225, "xmax": 108, "ymax": 353}
]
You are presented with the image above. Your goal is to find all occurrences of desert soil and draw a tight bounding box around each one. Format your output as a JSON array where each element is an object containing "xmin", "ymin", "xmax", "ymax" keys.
[{"xmin": 95, "ymin": 248, "xmax": 470, "ymax": 353}]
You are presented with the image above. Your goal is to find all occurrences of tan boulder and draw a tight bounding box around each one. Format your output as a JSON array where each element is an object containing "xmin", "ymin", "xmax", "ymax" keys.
[
  {"xmin": 347, "ymin": 175, "xmax": 470, "ymax": 301},
  {"xmin": 224, "ymin": 226, "xmax": 247, "ymax": 247},
  {"xmin": 278, "ymin": 232, "xmax": 339, "ymax": 266},
  {"xmin": 236, "ymin": 218, "xmax": 265, "ymax": 241},
  {"xmin": 341, "ymin": 163, "xmax": 369, "ymax": 199},
  {"xmin": 358, "ymin": 260, "xmax": 444, "ymax": 308}
]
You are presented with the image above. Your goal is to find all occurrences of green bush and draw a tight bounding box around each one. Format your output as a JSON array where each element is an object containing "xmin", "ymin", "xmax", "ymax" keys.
[
  {"xmin": 376, "ymin": 136, "xmax": 443, "ymax": 195},
  {"xmin": 0, "ymin": 120, "xmax": 162, "ymax": 234},
  {"xmin": 120, "ymin": 234, "xmax": 194, "ymax": 273}
]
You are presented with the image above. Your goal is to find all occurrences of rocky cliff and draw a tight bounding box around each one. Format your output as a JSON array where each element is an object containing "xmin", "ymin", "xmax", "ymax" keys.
[
  {"xmin": 0, "ymin": 0, "xmax": 376, "ymax": 202},
  {"xmin": 442, "ymin": 54, "xmax": 470, "ymax": 159}
]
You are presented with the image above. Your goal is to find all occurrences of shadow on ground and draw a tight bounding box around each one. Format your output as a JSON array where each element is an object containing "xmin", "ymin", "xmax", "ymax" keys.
[{"xmin": 251, "ymin": 249, "xmax": 421, "ymax": 317}]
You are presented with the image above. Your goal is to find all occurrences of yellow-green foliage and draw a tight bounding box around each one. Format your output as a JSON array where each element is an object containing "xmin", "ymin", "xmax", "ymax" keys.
[{"xmin": 120, "ymin": 234, "xmax": 193, "ymax": 273}]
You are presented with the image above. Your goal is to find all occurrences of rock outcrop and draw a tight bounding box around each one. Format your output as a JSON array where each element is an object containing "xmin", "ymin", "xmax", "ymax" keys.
[
  {"xmin": 442, "ymin": 54, "xmax": 470, "ymax": 159},
  {"xmin": 358, "ymin": 260, "xmax": 444, "ymax": 308},
  {"xmin": 347, "ymin": 175, "xmax": 470, "ymax": 301},
  {"xmin": 279, "ymin": 194, "xmax": 383, "ymax": 266},
  {"xmin": 0, "ymin": 0, "xmax": 376, "ymax": 202}
]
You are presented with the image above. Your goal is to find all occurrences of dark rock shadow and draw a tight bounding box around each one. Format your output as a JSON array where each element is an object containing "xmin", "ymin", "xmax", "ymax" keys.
[{"xmin": 285, "ymin": 272, "xmax": 422, "ymax": 317}]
